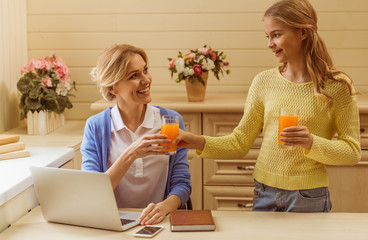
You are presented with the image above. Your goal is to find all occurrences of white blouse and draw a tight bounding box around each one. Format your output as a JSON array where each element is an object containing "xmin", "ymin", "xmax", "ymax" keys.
[{"xmin": 107, "ymin": 104, "xmax": 169, "ymax": 208}]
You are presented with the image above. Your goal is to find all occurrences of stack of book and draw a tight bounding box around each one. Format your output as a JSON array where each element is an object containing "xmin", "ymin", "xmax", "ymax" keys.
[{"xmin": 0, "ymin": 135, "xmax": 30, "ymax": 160}]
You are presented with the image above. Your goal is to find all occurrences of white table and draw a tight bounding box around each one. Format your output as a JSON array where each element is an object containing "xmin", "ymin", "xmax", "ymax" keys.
[{"xmin": 1, "ymin": 207, "xmax": 368, "ymax": 240}]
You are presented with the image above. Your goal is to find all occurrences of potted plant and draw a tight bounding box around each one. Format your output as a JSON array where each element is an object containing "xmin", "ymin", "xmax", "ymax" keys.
[
  {"xmin": 168, "ymin": 45, "xmax": 230, "ymax": 102},
  {"xmin": 17, "ymin": 54, "xmax": 75, "ymax": 135}
]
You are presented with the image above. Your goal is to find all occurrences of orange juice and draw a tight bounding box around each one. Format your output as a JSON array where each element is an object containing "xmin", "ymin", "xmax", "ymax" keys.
[
  {"xmin": 161, "ymin": 123, "xmax": 179, "ymax": 154},
  {"xmin": 278, "ymin": 115, "xmax": 298, "ymax": 144}
]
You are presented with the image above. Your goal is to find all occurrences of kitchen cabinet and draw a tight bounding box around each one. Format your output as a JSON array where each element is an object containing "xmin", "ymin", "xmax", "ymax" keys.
[
  {"xmin": 327, "ymin": 113, "xmax": 368, "ymax": 212},
  {"xmin": 202, "ymin": 113, "xmax": 261, "ymax": 211},
  {"xmin": 197, "ymin": 111, "xmax": 368, "ymax": 212},
  {"xmin": 91, "ymin": 93, "xmax": 368, "ymax": 212}
]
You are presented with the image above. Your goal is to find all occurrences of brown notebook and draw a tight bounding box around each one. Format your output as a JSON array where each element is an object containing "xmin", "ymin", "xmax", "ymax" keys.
[
  {"xmin": 170, "ymin": 210, "xmax": 216, "ymax": 232},
  {"xmin": 0, "ymin": 135, "xmax": 20, "ymax": 145}
]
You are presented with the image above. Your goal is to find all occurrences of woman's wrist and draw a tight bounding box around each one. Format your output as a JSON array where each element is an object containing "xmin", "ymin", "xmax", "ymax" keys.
[
  {"xmin": 121, "ymin": 147, "xmax": 138, "ymax": 164},
  {"xmin": 156, "ymin": 195, "xmax": 181, "ymax": 216}
]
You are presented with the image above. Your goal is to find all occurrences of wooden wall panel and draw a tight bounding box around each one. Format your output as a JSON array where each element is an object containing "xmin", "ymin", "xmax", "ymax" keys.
[
  {"xmin": 27, "ymin": 13, "xmax": 368, "ymax": 32},
  {"xmin": 65, "ymin": 66, "xmax": 368, "ymax": 87},
  {"xmin": 27, "ymin": 31, "xmax": 368, "ymax": 50},
  {"xmin": 29, "ymin": 48, "xmax": 368, "ymax": 69},
  {"xmin": 26, "ymin": 0, "xmax": 368, "ymax": 120},
  {"xmin": 26, "ymin": 0, "xmax": 368, "ymax": 14},
  {"xmin": 0, "ymin": 0, "xmax": 27, "ymax": 132},
  {"xmin": 26, "ymin": 0, "xmax": 276, "ymax": 14}
]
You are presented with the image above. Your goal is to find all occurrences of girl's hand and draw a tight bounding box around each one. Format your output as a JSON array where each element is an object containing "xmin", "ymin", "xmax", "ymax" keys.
[
  {"xmin": 139, "ymin": 202, "xmax": 170, "ymax": 225},
  {"xmin": 280, "ymin": 126, "xmax": 314, "ymax": 149},
  {"xmin": 172, "ymin": 129, "xmax": 206, "ymax": 151}
]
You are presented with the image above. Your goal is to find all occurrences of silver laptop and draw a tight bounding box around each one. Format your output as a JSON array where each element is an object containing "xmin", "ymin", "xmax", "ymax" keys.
[{"xmin": 29, "ymin": 166, "xmax": 140, "ymax": 231}]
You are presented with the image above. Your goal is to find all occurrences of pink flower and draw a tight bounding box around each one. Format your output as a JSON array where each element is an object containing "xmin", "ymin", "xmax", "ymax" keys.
[
  {"xmin": 33, "ymin": 59, "xmax": 46, "ymax": 70},
  {"xmin": 224, "ymin": 61, "xmax": 229, "ymax": 66},
  {"xmin": 170, "ymin": 59, "xmax": 176, "ymax": 68},
  {"xmin": 211, "ymin": 52, "xmax": 217, "ymax": 61},
  {"xmin": 57, "ymin": 68, "xmax": 64, "ymax": 78},
  {"xmin": 46, "ymin": 54, "xmax": 59, "ymax": 67},
  {"xmin": 28, "ymin": 62, "xmax": 36, "ymax": 72},
  {"xmin": 197, "ymin": 47, "xmax": 209, "ymax": 55},
  {"xmin": 41, "ymin": 77, "xmax": 52, "ymax": 87},
  {"xmin": 56, "ymin": 59, "xmax": 65, "ymax": 68},
  {"xmin": 192, "ymin": 64, "xmax": 203, "ymax": 76},
  {"xmin": 20, "ymin": 64, "xmax": 32, "ymax": 75},
  {"xmin": 45, "ymin": 60, "xmax": 53, "ymax": 70},
  {"xmin": 62, "ymin": 73, "xmax": 71, "ymax": 83},
  {"xmin": 24, "ymin": 60, "xmax": 36, "ymax": 73},
  {"xmin": 62, "ymin": 65, "xmax": 69, "ymax": 75}
]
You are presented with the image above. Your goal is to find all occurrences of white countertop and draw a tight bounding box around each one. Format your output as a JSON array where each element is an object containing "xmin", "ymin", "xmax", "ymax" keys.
[{"xmin": 0, "ymin": 147, "xmax": 74, "ymax": 206}]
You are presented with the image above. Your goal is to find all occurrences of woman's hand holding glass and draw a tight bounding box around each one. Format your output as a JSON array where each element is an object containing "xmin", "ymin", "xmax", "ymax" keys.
[
  {"xmin": 126, "ymin": 134, "xmax": 170, "ymax": 159},
  {"xmin": 280, "ymin": 126, "xmax": 314, "ymax": 150}
]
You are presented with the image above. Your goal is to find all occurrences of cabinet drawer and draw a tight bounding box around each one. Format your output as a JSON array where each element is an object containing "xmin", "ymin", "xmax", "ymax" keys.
[
  {"xmin": 180, "ymin": 112, "xmax": 201, "ymax": 135},
  {"xmin": 203, "ymin": 112, "xmax": 243, "ymax": 135},
  {"xmin": 360, "ymin": 114, "xmax": 368, "ymax": 149},
  {"xmin": 360, "ymin": 150, "xmax": 368, "ymax": 164},
  {"xmin": 203, "ymin": 113, "xmax": 263, "ymax": 148},
  {"xmin": 204, "ymin": 186, "xmax": 254, "ymax": 211},
  {"xmin": 203, "ymin": 149, "xmax": 259, "ymax": 186}
]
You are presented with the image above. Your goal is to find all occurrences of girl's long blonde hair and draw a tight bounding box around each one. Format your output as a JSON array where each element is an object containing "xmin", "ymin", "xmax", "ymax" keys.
[{"xmin": 264, "ymin": 0, "xmax": 355, "ymax": 104}]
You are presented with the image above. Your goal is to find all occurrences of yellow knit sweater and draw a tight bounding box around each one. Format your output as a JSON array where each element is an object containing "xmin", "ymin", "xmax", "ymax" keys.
[{"xmin": 200, "ymin": 68, "xmax": 361, "ymax": 190}]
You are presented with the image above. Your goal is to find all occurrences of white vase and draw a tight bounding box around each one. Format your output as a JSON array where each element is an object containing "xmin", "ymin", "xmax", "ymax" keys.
[{"xmin": 27, "ymin": 110, "xmax": 65, "ymax": 135}]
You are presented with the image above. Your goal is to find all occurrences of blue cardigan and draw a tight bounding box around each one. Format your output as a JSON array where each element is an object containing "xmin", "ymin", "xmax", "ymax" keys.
[{"xmin": 80, "ymin": 106, "xmax": 191, "ymax": 207}]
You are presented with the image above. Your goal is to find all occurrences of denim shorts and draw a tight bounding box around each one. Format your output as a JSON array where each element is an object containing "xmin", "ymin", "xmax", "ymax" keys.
[{"xmin": 252, "ymin": 180, "xmax": 332, "ymax": 212}]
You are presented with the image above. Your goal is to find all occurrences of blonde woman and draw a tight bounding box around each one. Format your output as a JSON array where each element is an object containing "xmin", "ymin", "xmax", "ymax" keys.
[
  {"xmin": 81, "ymin": 44, "xmax": 191, "ymax": 224},
  {"xmin": 173, "ymin": 0, "xmax": 360, "ymax": 212}
]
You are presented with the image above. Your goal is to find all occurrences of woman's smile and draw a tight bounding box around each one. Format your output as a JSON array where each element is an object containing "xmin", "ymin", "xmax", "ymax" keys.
[{"xmin": 137, "ymin": 87, "xmax": 150, "ymax": 96}]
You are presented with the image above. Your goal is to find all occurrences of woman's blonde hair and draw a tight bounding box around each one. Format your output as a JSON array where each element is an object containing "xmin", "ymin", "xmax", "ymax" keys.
[
  {"xmin": 90, "ymin": 44, "xmax": 148, "ymax": 101},
  {"xmin": 264, "ymin": 0, "xmax": 355, "ymax": 104}
]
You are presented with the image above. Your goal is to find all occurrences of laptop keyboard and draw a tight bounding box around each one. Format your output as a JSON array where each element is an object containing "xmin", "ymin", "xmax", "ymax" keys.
[{"xmin": 121, "ymin": 219, "xmax": 136, "ymax": 226}]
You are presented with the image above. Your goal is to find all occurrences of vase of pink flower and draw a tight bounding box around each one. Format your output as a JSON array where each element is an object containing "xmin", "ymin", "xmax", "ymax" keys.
[
  {"xmin": 168, "ymin": 45, "xmax": 230, "ymax": 102},
  {"xmin": 17, "ymin": 54, "xmax": 75, "ymax": 135}
]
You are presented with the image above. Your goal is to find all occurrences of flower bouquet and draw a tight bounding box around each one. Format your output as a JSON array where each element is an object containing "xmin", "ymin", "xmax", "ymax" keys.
[
  {"xmin": 17, "ymin": 54, "xmax": 75, "ymax": 120},
  {"xmin": 168, "ymin": 45, "xmax": 230, "ymax": 86}
]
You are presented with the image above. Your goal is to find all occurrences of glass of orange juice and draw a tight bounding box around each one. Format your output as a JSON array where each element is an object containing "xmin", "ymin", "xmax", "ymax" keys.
[
  {"xmin": 161, "ymin": 115, "xmax": 180, "ymax": 155},
  {"xmin": 278, "ymin": 108, "xmax": 298, "ymax": 149}
]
